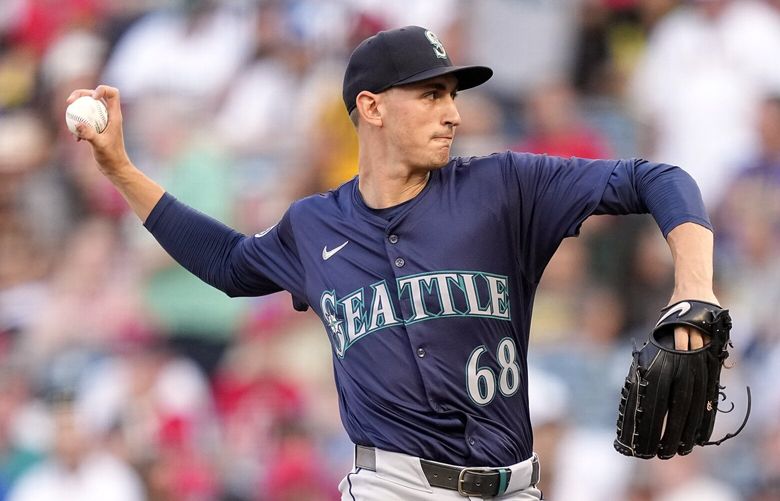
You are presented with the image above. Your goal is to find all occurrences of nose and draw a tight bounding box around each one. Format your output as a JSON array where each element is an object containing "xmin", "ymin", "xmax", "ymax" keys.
[{"xmin": 443, "ymin": 96, "xmax": 461, "ymax": 128}]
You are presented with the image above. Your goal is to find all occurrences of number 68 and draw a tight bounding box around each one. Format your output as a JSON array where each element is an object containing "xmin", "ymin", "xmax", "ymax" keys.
[{"xmin": 466, "ymin": 338, "xmax": 520, "ymax": 405}]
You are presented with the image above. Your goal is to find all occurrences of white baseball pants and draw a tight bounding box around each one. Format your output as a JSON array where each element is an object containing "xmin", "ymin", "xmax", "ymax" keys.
[{"xmin": 339, "ymin": 447, "xmax": 543, "ymax": 500}]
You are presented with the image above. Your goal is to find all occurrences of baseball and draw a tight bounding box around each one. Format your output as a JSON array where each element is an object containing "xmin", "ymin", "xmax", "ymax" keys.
[{"xmin": 65, "ymin": 96, "xmax": 108, "ymax": 135}]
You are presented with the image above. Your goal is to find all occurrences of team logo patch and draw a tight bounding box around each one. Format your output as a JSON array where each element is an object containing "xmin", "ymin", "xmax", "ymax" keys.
[{"xmin": 425, "ymin": 30, "xmax": 447, "ymax": 59}]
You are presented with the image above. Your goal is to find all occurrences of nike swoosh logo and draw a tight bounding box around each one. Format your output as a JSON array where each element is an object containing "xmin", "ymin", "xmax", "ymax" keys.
[
  {"xmin": 254, "ymin": 224, "xmax": 277, "ymax": 238},
  {"xmin": 322, "ymin": 241, "xmax": 349, "ymax": 261},
  {"xmin": 655, "ymin": 301, "xmax": 692, "ymax": 327}
]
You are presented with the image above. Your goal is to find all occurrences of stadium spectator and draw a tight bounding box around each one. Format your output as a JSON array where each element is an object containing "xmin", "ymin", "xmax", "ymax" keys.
[{"xmin": 7, "ymin": 397, "xmax": 144, "ymax": 501}]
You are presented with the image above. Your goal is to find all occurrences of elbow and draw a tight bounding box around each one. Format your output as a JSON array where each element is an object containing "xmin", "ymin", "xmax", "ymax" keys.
[
  {"xmin": 635, "ymin": 159, "xmax": 688, "ymax": 186},
  {"xmin": 223, "ymin": 286, "xmax": 246, "ymax": 299},
  {"xmin": 198, "ymin": 235, "xmax": 248, "ymax": 296},
  {"xmin": 636, "ymin": 161, "xmax": 712, "ymax": 236}
]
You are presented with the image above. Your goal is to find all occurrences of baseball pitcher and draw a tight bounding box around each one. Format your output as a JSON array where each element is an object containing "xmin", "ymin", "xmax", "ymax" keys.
[{"xmin": 69, "ymin": 26, "xmax": 748, "ymax": 501}]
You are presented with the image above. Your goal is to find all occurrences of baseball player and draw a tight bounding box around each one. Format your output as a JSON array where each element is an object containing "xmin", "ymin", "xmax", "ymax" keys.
[{"xmin": 70, "ymin": 26, "xmax": 720, "ymax": 501}]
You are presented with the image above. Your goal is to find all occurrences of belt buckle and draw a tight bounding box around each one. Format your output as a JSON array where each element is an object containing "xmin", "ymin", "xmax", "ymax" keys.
[{"xmin": 457, "ymin": 467, "xmax": 495, "ymax": 497}]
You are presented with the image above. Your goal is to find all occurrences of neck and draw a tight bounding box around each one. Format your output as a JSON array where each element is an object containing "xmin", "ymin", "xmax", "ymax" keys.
[
  {"xmin": 358, "ymin": 163, "xmax": 431, "ymax": 209},
  {"xmin": 356, "ymin": 130, "xmax": 437, "ymax": 209}
]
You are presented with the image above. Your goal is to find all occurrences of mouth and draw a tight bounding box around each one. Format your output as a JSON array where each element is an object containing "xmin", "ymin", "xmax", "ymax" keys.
[{"xmin": 432, "ymin": 136, "xmax": 453, "ymax": 142}]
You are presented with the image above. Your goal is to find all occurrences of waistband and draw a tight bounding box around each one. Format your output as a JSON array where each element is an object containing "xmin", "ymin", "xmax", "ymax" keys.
[{"xmin": 354, "ymin": 445, "xmax": 540, "ymax": 498}]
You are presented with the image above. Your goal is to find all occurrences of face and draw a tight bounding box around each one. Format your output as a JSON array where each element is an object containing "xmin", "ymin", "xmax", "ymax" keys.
[{"xmin": 378, "ymin": 74, "xmax": 461, "ymax": 169}]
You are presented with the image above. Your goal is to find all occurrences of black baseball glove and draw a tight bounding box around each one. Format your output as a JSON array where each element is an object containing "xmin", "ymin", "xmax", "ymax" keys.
[{"xmin": 614, "ymin": 300, "xmax": 750, "ymax": 459}]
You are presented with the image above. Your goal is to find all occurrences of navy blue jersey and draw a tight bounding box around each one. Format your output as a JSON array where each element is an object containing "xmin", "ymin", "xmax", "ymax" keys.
[{"xmin": 145, "ymin": 151, "xmax": 711, "ymax": 466}]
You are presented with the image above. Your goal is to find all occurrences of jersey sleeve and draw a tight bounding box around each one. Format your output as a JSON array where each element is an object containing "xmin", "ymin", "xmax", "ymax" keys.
[
  {"xmin": 503, "ymin": 152, "xmax": 711, "ymax": 282},
  {"xmin": 144, "ymin": 193, "xmax": 306, "ymax": 303},
  {"xmin": 593, "ymin": 159, "xmax": 711, "ymax": 236}
]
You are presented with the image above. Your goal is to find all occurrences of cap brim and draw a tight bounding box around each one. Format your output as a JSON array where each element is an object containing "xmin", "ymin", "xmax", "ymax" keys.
[{"xmin": 392, "ymin": 65, "xmax": 493, "ymax": 92}]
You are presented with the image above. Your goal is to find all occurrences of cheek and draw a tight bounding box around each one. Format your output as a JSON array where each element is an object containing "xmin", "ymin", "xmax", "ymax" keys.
[{"xmin": 390, "ymin": 114, "xmax": 425, "ymax": 148}]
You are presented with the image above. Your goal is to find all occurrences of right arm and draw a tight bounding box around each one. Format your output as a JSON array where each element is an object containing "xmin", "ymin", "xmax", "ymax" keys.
[{"xmin": 70, "ymin": 86, "xmax": 305, "ymax": 301}]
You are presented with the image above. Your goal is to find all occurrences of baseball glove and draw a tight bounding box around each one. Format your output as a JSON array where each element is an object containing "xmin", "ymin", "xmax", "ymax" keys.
[{"xmin": 614, "ymin": 300, "xmax": 750, "ymax": 459}]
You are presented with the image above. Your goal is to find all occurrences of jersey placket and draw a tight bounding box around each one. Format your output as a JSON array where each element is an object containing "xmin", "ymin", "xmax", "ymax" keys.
[{"xmin": 383, "ymin": 217, "xmax": 447, "ymax": 415}]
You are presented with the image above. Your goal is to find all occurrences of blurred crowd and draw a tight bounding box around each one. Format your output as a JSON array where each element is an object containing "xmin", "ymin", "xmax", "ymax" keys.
[{"xmin": 0, "ymin": 0, "xmax": 779, "ymax": 500}]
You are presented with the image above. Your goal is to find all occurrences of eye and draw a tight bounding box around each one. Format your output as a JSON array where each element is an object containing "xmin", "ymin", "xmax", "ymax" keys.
[{"xmin": 423, "ymin": 91, "xmax": 439, "ymax": 100}]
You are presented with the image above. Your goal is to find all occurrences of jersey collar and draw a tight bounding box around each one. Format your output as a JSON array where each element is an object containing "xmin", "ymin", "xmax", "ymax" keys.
[{"xmin": 351, "ymin": 167, "xmax": 441, "ymax": 229}]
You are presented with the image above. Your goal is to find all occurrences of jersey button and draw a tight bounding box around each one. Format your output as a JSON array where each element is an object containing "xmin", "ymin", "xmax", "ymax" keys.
[
  {"xmin": 416, "ymin": 347, "xmax": 426, "ymax": 358},
  {"xmin": 388, "ymin": 234, "xmax": 399, "ymax": 244},
  {"xmin": 394, "ymin": 257, "xmax": 405, "ymax": 268},
  {"xmin": 468, "ymin": 438, "xmax": 476, "ymax": 446}
]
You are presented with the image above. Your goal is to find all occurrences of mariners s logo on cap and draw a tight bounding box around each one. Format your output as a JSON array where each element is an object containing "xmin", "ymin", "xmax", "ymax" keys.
[{"xmin": 425, "ymin": 30, "xmax": 447, "ymax": 59}]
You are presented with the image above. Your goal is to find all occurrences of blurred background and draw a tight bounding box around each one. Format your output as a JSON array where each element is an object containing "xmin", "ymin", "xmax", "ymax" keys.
[{"xmin": 0, "ymin": 0, "xmax": 779, "ymax": 499}]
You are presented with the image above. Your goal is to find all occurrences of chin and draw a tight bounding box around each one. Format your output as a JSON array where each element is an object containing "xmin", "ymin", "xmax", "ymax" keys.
[
  {"xmin": 422, "ymin": 158, "xmax": 449, "ymax": 170},
  {"xmin": 431, "ymin": 150, "xmax": 452, "ymax": 168},
  {"xmin": 412, "ymin": 147, "xmax": 452, "ymax": 170}
]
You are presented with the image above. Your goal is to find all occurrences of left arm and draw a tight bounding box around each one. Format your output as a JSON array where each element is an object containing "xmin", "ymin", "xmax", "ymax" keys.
[
  {"xmin": 511, "ymin": 155, "xmax": 720, "ymax": 337},
  {"xmin": 597, "ymin": 160, "xmax": 719, "ymax": 350}
]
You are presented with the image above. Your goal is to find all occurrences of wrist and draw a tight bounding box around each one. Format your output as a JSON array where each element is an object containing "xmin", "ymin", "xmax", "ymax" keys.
[
  {"xmin": 669, "ymin": 288, "xmax": 719, "ymax": 306},
  {"xmin": 101, "ymin": 157, "xmax": 135, "ymax": 180}
]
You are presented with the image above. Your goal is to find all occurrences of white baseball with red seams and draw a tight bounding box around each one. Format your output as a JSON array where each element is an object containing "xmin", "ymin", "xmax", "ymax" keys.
[{"xmin": 65, "ymin": 96, "xmax": 108, "ymax": 135}]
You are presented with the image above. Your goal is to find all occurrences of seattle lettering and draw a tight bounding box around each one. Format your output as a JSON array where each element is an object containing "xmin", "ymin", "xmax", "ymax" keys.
[{"xmin": 320, "ymin": 271, "xmax": 510, "ymax": 357}]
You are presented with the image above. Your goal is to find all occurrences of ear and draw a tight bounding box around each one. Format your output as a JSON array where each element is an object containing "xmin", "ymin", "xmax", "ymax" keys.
[{"xmin": 355, "ymin": 91, "xmax": 382, "ymax": 127}]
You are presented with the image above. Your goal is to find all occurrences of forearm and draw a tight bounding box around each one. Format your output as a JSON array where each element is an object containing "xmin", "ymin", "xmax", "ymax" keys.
[
  {"xmin": 67, "ymin": 85, "xmax": 164, "ymax": 221},
  {"xmin": 666, "ymin": 222, "xmax": 719, "ymax": 304},
  {"xmin": 105, "ymin": 160, "xmax": 165, "ymax": 222}
]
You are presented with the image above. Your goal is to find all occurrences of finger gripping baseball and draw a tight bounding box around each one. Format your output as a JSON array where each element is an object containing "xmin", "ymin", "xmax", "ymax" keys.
[
  {"xmin": 65, "ymin": 96, "xmax": 108, "ymax": 134},
  {"xmin": 614, "ymin": 300, "xmax": 750, "ymax": 459}
]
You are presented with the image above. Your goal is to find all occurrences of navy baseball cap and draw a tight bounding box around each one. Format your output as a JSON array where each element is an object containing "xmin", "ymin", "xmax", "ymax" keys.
[{"xmin": 343, "ymin": 26, "xmax": 493, "ymax": 113}]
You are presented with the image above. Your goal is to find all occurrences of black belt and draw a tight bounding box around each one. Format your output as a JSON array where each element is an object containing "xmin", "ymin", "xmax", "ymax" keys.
[{"xmin": 354, "ymin": 445, "xmax": 540, "ymax": 498}]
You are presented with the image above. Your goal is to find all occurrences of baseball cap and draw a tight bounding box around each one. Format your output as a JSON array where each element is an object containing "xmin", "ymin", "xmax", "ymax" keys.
[{"xmin": 343, "ymin": 26, "xmax": 493, "ymax": 113}]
